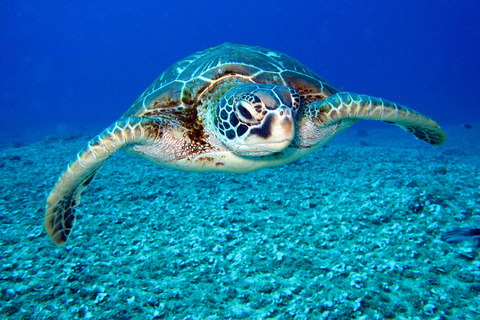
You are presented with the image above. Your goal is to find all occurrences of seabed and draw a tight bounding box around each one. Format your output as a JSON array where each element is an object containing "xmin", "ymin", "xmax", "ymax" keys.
[{"xmin": 0, "ymin": 125, "xmax": 479, "ymax": 319}]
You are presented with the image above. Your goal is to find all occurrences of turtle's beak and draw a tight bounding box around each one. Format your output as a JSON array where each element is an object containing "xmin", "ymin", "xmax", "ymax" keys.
[{"xmin": 242, "ymin": 107, "xmax": 294, "ymax": 153}]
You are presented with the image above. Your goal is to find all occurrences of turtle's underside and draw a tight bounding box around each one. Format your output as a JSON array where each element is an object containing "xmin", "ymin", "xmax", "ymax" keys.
[{"xmin": 45, "ymin": 43, "xmax": 447, "ymax": 245}]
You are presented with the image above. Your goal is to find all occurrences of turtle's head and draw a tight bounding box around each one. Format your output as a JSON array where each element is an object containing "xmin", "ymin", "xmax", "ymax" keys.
[{"xmin": 214, "ymin": 83, "xmax": 299, "ymax": 155}]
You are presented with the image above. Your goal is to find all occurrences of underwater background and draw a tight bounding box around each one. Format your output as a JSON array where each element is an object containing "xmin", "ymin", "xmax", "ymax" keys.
[
  {"xmin": 1, "ymin": 0, "xmax": 480, "ymax": 319},
  {"xmin": 1, "ymin": 0, "xmax": 480, "ymax": 143}
]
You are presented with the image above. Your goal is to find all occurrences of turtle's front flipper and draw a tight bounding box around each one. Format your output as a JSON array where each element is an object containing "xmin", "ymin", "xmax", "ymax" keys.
[
  {"xmin": 45, "ymin": 118, "xmax": 160, "ymax": 245},
  {"xmin": 299, "ymin": 92, "xmax": 447, "ymax": 146}
]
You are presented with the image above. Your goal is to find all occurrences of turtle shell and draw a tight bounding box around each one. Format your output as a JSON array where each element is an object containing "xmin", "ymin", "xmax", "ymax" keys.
[{"xmin": 122, "ymin": 43, "xmax": 339, "ymax": 118}]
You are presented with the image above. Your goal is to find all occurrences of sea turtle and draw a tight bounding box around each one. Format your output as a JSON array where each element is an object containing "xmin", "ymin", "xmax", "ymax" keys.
[{"xmin": 45, "ymin": 43, "xmax": 447, "ymax": 245}]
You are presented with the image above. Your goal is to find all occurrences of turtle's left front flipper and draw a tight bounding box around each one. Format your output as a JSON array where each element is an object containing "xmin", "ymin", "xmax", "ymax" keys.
[
  {"xmin": 45, "ymin": 118, "xmax": 160, "ymax": 245},
  {"xmin": 298, "ymin": 92, "xmax": 447, "ymax": 146}
]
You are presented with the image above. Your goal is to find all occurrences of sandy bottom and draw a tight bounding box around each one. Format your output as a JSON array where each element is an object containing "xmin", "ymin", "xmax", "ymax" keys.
[{"xmin": 1, "ymin": 124, "xmax": 479, "ymax": 319}]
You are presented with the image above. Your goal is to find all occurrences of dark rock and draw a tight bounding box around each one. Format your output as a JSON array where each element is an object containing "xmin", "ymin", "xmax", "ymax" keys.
[
  {"xmin": 433, "ymin": 166, "xmax": 447, "ymax": 175},
  {"xmin": 43, "ymin": 135, "xmax": 59, "ymax": 143},
  {"xmin": 6, "ymin": 155, "xmax": 21, "ymax": 161},
  {"xmin": 62, "ymin": 133, "xmax": 78, "ymax": 141},
  {"xmin": 360, "ymin": 140, "xmax": 370, "ymax": 147}
]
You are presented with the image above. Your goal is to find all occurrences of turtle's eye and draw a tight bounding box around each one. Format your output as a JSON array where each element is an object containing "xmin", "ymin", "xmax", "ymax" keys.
[
  {"xmin": 236, "ymin": 101, "xmax": 256, "ymax": 123},
  {"xmin": 238, "ymin": 105, "xmax": 252, "ymax": 120}
]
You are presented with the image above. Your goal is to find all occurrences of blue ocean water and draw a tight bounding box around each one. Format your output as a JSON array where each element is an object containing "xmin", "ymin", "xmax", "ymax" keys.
[
  {"xmin": 2, "ymin": 1, "xmax": 480, "ymax": 318},
  {"xmin": 1, "ymin": 0, "xmax": 479, "ymax": 145}
]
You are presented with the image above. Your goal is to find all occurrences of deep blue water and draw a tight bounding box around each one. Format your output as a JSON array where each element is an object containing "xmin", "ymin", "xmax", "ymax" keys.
[{"xmin": 2, "ymin": 0, "xmax": 479, "ymax": 144}]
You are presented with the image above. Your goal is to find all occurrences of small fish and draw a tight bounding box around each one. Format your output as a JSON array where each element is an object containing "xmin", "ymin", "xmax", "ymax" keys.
[{"xmin": 442, "ymin": 228, "xmax": 480, "ymax": 246}]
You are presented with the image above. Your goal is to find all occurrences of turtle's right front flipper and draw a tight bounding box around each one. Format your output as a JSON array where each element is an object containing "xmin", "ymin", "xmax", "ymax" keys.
[{"xmin": 45, "ymin": 118, "xmax": 160, "ymax": 245}]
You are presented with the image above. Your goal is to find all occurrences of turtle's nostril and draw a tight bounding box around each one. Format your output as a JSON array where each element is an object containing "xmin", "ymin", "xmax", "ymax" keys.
[{"xmin": 278, "ymin": 107, "xmax": 292, "ymax": 117}]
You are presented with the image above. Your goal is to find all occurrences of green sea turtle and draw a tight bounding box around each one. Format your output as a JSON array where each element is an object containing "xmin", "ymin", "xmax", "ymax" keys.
[{"xmin": 45, "ymin": 43, "xmax": 447, "ymax": 245}]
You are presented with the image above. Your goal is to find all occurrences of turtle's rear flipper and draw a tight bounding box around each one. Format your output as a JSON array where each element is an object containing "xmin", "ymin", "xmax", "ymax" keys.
[
  {"xmin": 309, "ymin": 92, "xmax": 447, "ymax": 145},
  {"xmin": 45, "ymin": 118, "xmax": 157, "ymax": 245}
]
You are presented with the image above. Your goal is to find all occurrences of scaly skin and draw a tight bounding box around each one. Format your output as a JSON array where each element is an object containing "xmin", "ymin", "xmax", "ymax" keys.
[
  {"xmin": 45, "ymin": 118, "xmax": 160, "ymax": 245},
  {"xmin": 296, "ymin": 92, "xmax": 447, "ymax": 148}
]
